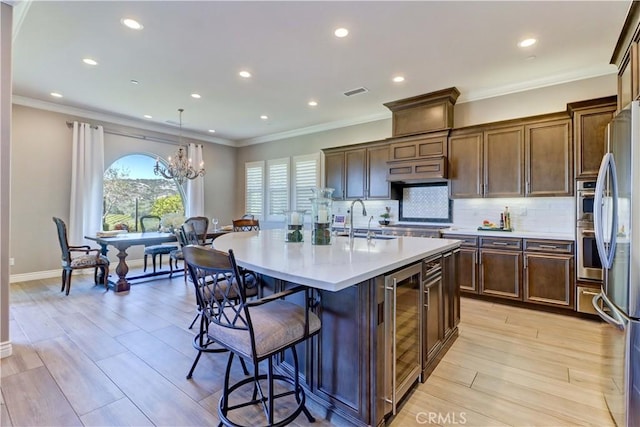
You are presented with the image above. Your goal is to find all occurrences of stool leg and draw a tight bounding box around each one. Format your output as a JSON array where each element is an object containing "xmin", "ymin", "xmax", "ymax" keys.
[{"xmin": 268, "ymin": 357, "xmax": 274, "ymax": 425}]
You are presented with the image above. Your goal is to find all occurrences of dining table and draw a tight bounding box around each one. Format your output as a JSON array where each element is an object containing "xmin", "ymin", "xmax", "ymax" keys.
[{"xmin": 85, "ymin": 229, "xmax": 229, "ymax": 292}]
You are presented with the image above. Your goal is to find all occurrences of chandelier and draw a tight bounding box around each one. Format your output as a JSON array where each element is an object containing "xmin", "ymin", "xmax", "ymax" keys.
[{"xmin": 154, "ymin": 108, "xmax": 205, "ymax": 185}]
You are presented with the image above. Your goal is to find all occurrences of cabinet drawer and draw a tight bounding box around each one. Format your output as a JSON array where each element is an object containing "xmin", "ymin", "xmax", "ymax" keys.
[
  {"xmin": 389, "ymin": 134, "xmax": 447, "ymax": 161},
  {"xmin": 479, "ymin": 237, "xmax": 522, "ymax": 250},
  {"xmin": 387, "ymin": 157, "xmax": 446, "ymax": 181},
  {"xmin": 523, "ymin": 239, "xmax": 574, "ymax": 254},
  {"xmin": 442, "ymin": 234, "xmax": 477, "ymax": 247}
]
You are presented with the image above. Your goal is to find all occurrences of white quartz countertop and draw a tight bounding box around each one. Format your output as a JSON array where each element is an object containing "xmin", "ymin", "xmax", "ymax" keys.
[
  {"xmin": 440, "ymin": 228, "xmax": 574, "ymax": 241},
  {"xmin": 213, "ymin": 229, "xmax": 461, "ymax": 292}
]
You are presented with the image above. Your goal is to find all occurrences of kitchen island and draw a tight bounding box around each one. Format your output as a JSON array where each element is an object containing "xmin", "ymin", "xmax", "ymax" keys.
[{"xmin": 214, "ymin": 229, "xmax": 461, "ymax": 426}]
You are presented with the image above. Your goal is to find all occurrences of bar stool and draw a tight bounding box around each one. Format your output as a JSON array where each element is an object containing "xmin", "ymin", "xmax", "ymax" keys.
[{"xmin": 183, "ymin": 245, "xmax": 320, "ymax": 426}]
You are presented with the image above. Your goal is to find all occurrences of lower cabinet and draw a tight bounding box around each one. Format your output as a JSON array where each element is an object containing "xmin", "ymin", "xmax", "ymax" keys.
[
  {"xmin": 423, "ymin": 272, "xmax": 442, "ymax": 368},
  {"xmin": 523, "ymin": 239, "xmax": 575, "ymax": 309},
  {"xmin": 479, "ymin": 237, "xmax": 523, "ymax": 300}
]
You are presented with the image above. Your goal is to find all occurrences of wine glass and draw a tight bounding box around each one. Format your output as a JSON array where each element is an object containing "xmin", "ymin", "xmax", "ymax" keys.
[{"xmin": 212, "ymin": 217, "xmax": 219, "ymax": 231}]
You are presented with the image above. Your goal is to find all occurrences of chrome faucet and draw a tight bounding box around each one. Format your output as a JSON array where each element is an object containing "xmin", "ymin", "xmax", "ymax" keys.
[
  {"xmin": 349, "ymin": 199, "xmax": 367, "ymax": 239},
  {"xmin": 367, "ymin": 216, "xmax": 375, "ymax": 241}
]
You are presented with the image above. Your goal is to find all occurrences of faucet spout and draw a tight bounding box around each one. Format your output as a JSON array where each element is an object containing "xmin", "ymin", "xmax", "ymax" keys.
[{"xmin": 349, "ymin": 199, "xmax": 367, "ymax": 239}]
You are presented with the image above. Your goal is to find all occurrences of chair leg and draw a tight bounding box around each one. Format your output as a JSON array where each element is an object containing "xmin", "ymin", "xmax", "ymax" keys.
[
  {"xmin": 188, "ymin": 312, "xmax": 199, "ymax": 329},
  {"xmin": 102, "ymin": 266, "xmax": 109, "ymax": 291},
  {"xmin": 65, "ymin": 271, "xmax": 72, "ymax": 295},
  {"xmin": 268, "ymin": 357, "xmax": 274, "ymax": 425},
  {"xmin": 152, "ymin": 254, "xmax": 157, "ymax": 273},
  {"xmin": 61, "ymin": 270, "xmax": 67, "ymax": 292},
  {"xmin": 158, "ymin": 254, "xmax": 163, "ymax": 270},
  {"xmin": 292, "ymin": 345, "xmax": 315, "ymax": 422},
  {"xmin": 143, "ymin": 254, "xmax": 148, "ymax": 272},
  {"xmin": 169, "ymin": 257, "xmax": 174, "ymax": 277}
]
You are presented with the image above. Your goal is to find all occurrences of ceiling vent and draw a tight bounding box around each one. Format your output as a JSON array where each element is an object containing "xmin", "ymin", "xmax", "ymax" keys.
[{"xmin": 343, "ymin": 87, "xmax": 369, "ymax": 97}]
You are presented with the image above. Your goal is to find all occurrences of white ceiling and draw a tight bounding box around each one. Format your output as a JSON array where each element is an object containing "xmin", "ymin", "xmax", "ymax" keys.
[{"xmin": 11, "ymin": 1, "xmax": 631, "ymax": 146}]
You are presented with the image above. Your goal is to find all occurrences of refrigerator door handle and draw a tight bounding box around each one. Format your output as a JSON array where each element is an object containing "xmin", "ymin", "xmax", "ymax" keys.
[
  {"xmin": 594, "ymin": 153, "xmax": 618, "ymax": 269},
  {"xmin": 592, "ymin": 293, "xmax": 626, "ymax": 331}
]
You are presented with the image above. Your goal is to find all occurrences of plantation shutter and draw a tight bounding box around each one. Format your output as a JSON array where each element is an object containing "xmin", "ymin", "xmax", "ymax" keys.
[
  {"xmin": 267, "ymin": 158, "xmax": 289, "ymax": 220},
  {"xmin": 245, "ymin": 161, "xmax": 264, "ymax": 219},
  {"xmin": 293, "ymin": 153, "xmax": 320, "ymax": 215}
]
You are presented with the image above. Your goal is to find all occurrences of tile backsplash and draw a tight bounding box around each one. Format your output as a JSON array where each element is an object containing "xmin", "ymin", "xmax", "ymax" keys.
[{"xmin": 452, "ymin": 197, "xmax": 575, "ymax": 233}]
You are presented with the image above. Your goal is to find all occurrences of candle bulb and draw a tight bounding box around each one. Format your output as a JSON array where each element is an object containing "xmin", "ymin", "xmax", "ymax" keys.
[
  {"xmin": 317, "ymin": 209, "xmax": 328, "ymax": 223},
  {"xmin": 291, "ymin": 212, "xmax": 300, "ymax": 225}
]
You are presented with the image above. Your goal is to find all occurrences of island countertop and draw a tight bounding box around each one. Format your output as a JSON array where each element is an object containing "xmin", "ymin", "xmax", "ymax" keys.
[{"xmin": 213, "ymin": 229, "xmax": 461, "ymax": 292}]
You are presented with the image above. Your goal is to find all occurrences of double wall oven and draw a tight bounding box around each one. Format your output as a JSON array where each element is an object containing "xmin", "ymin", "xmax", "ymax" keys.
[{"xmin": 577, "ymin": 180, "xmax": 604, "ymax": 282}]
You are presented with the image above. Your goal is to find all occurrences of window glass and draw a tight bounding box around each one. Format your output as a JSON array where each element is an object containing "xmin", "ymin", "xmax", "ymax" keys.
[
  {"xmin": 245, "ymin": 161, "xmax": 264, "ymax": 219},
  {"xmin": 267, "ymin": 158, "xmax": 290, "ymax": 220},
  {"xmin": 293, "ymin": 153, "xmax": 320, "ymax": 215},
  {"xmin": 103, "ymin": 154, "xmax": 185, "ymax": 231}
]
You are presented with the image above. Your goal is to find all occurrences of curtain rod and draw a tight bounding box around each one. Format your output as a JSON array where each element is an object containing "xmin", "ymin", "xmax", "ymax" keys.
[{"xmin": 65, "ymin": 120, "xmax": 184, "ymax": 146}]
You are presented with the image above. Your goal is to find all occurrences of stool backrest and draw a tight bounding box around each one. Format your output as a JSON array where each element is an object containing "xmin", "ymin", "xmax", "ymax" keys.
[
  {"xmin": 183, "ymin": 245, "xmax": 250, "ymax": 331},
  {"xmin": 232, "ymin": 219, "xmax": 260, "ymax": 232}
]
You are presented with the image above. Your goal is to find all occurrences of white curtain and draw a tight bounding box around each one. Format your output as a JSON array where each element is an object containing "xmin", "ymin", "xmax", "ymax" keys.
[
  {"xmin": 185, "ymin": 143, "xmax": 205, "ymax": 218},
  {"xmin": 69, "ymin": 122, "xmax": 105, "ymax": 245}
]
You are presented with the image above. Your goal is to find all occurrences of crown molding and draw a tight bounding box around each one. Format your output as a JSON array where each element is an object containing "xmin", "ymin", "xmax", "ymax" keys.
[
  {"xmin": 12, "ymin": 95, "xmax": 236, "ymax": 147},
  {"xmin": 236, "ymin": 111, "xmax": 391, "ymax": 147},
  {"xmin": 458, "ymin": 65, "xmax": 618, "ymax": 104}
]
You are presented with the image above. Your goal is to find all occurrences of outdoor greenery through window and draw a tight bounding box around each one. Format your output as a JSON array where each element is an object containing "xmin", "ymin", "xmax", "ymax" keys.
[{"xmin": 103, "ymin": 154, "xmax": 185, "ymax": 231}]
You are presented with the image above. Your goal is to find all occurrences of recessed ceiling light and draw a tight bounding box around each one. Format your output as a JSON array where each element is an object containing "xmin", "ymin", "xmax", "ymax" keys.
[
  {"xmin": 191, "ymin": 93, "xmax": 201, "ymax": 99},
  {"xmin": 130, "ymin": 79, "xmax": 139, "ymax": 85},
  {"xmin": 239, "ymin": 70, "xmax": 252, "ymax": 78},
  {"xmin": 392, "ymin": 76, "xmax": 405, "ymax": 83},
  {"xmin": 143, "ymin": 114, "xmax": 152, "ymax": 119},
  {"xmin": 208, "ymin": 129, "xmax": 216, "ymax": 133},
  {"xmin": 121, "ymin": 18, "xmax": 143, "ymax": 30},
  {"xmin": 308, "ymin": 100, "xmax": 318, "ymax": 107},
  {"xmin": 82, "ymin": 58, "xmax": 98, "ymax": 66},
  {"xmin": 50, "ymin": 92, "xmax": 63, "ymax": 98},
  {"xmin": 518, "ymin": 38, "xmax": 537, "ymax": 48},
  {"xmin": 260, "ymin": 115, "xmax": 268, "ymax": 120},
  {"xmin": 334, "ymin": 28, "xmax": 349, "ymax": 38}
]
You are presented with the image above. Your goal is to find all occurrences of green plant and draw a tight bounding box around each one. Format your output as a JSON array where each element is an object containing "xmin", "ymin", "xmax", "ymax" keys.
[{"xmin": 380, "ymin": 206, "xmax": 391, "ymax": 219}]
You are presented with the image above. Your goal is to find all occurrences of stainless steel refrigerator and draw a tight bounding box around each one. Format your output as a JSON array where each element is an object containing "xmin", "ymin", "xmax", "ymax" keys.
[{"xmin": 593, "ymin": 100, "xmax": 640, "ymax": 427}]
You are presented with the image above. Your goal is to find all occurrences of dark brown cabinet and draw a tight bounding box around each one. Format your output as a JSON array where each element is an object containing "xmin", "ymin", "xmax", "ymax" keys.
[
  {"xmin": 442, "ymin": 250, "xmax": 460, "ymax": 338},
  {"xmin": 523, "ymin": 239, "xmax": 575, "ymax": 309},
  {"xmin": 442, "ymin": 234, "xmax": 478, "ymax": 294},
  {"xmin": 323, "ymin": 141, "xmax": 390, "ymax": 201},
  {"xmin": 569, "ymin": 97, "xmax": 617, "ymax": 179},
  {"xmin": 423, "ymin": 272, "xmax": 443, "ymax": 362},
  {"xmin": 478, "ymin": 237, "xmax": 523, "ymax": 300},
  {"xmin": 448, "ymin": 131, "xmax": 483, "ymax": 198},
  {"xmin": 525, "ymin": 118, "xmax": 572, "ymax": 196},
  {"xmin": 484, "ymin": 126, "xmax": 525, "ymax": 198},
  {"xmin": 387, "ymin": 131, "xmax": 449, "ymax": 182}
]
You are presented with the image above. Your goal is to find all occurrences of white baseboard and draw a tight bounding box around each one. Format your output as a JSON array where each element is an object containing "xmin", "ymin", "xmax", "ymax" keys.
[
  {"xmin": 9, "ymin": 258, "xmax": 145, "ymax": 283},
  {"xmin": 0, "ymin": 340, "xmax": 12, "ymax": 358}
]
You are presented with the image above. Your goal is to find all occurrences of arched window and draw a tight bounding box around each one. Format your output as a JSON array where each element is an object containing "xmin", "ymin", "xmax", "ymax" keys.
[{"xmin": 103, "ymin": 154, "xmax": 185, "ymax": 231}]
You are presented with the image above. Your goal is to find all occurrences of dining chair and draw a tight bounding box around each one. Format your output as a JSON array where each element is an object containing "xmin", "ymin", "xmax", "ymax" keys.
[
  {"xmin": 232, "ymin": 218, "xmax": 260, "ymax": 232},
  {"xmin": 52, "ymin": 217, "xmax": 110, "ymax": 295},
  {"xmin": 184, "ymin": 216, "xmax": 209, "ymax": 245},
  {"xmin": 169, "ymin": 227, "xmax": 188, "ymax": 283},
  {"xmin": 182, "ymin": 245, "xmax": 319, "ymax": 426},
  {"xmin": 140, "ymin": 214, "xmax": 178, "ymax": 273}
]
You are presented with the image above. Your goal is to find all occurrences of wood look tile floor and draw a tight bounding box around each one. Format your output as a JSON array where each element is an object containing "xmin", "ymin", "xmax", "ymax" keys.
[{"xmin": 1, "ymin": 273, "xmax": 617, "ymax": 426}]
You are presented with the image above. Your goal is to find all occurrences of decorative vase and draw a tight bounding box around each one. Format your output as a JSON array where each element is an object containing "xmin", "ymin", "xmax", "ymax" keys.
[
  {"xmin": 285, "ymin": 210, "xmax": 305, "ymax": 242},
  {"xmin": 310, "ymin": 188, "xmax": 334, "ymax": 245}
]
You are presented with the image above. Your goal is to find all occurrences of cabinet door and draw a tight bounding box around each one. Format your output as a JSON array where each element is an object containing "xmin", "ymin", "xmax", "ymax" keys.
[
  {"xmin": 479, "ymin": 249, "xmax": 522, "ymax": 300},
  {"xmin": 345, "ymin": 148, "xmax": 366, "ymax": 200},
  {"xmin": 484, "ymin": 126, "xmax": 524, "ymax": 198},
  {"xmin": 575, "ymin": 105, "xmax": 616, "ymax": 179},
  {"xmin": 423, "ymin": 276, "xmax": 443, "ymax": 365},
  {"xmin": 524, "ymin": 253, "xmax": 574, "ymax": 308},
  {"xmin": 325, "ymin": 151, "xmax": 345, "ymax": 200},
  {"xmin": 367, "ymin": 145, "xmax": 390, "ymax": 199},
  {"xmin": 525, "ymin": 119, "xmax": 572, "ymax": 197},
  {"xmin": 448, "ymin": 132, "xmax": 483, "ymax": 198},
  {"xmin": 458, "ymin": 248, "xmax": 478, "ymax": 294},
  {"xmin": 442, "ymin": 251, "xmax": 459, "ymax": 337}
]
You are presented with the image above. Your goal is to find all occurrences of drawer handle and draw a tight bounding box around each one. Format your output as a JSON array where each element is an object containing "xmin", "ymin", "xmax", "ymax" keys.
[
  {"xmin": 539, "ymin": 245, "xmax": 558, "ymax": 249},
  {"xmin": 581, "ymin": 290, "xmax": 600, "ymax": 296},
  {"xmin": 492, "ymin": 242, "xmax": 509, "ymax": 246}
]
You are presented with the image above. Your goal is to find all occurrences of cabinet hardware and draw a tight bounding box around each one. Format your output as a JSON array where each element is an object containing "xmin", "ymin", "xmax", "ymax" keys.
[
  {"xmin": 526, "ymin": 181, "xmax": 530, "ymax": 193},
  {"xmin": 539, "ymin": 245, "xmax": 558, "ymax": 249},
  {"xmin": 581, "ymin": 290, "xmax": 600, "ymax": 296},
  {"xmin": 493, "ymin": 242, "xmax": 508, "ymax": 246}
]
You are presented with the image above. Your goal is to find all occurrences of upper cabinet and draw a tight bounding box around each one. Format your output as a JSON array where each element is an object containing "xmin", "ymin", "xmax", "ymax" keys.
[
  {"xmin": 384, "ymin": 87, "xmax": 460, "ymax": 137},
  {"xmin": 323, "ymin": 141, "xmax": 390, "ymax": 201},
  {"xmin": 386, "ymin": 131, "xmax": 449, "ymax": 182},
  {"xmin": 525, "ymin": 118, "xmax": 572, "ymax": 196},
  {"xmin": 449, "ymin": 113, "xmax": 572, "ymax": 198},
  {"xmin": 611, "ymin": 2, "xmax": 640, "ymax": 111},
  {"xmin": 568, "ymin": 96, "xmax": 617, "ymax": 179}
]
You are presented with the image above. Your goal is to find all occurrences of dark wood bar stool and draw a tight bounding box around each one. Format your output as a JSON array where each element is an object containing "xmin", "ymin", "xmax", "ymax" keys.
[{"xmin": 183, "ymin": 245, "xmax": 320, "ymax": 426}]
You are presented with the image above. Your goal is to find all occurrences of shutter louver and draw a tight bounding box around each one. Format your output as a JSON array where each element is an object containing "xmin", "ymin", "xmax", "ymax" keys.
[
  {"xmin": 294, "ymin": 158, "xmax": 318, "ymax": 213},
  {"xmin": 245, "ymin": 163, "xmax": 264, "ymax": 217},
  {"xmin": 268, "ymin": 160, "xmax": 289, "ymax": 216}
]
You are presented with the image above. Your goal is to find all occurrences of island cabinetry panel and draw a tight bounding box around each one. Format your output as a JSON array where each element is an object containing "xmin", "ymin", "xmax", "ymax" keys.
[
  {"xmin": 479, "ymin": 237, "xmax": 523, "ymax": 300},
  {"xmin": 422, "ymin": 256, "xmax": 443, "ymax": 378},
  {"xmin": 443, "ymin": 249, "xmax": 460, "ymax": 337},
  {"xmin": 525, "ymin": 118, "xmax": 573, "ymax": 197},
  {"xmin": 568, "ymin": 97, "xmax": 617, "ymax": 179},
  {"xmin": 523, "ymin": 239, "xmax": 575, "ymax": 309},
  {"xmin": 323, "ymin": 141, "xmax": 390, "ymax": 201}
]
